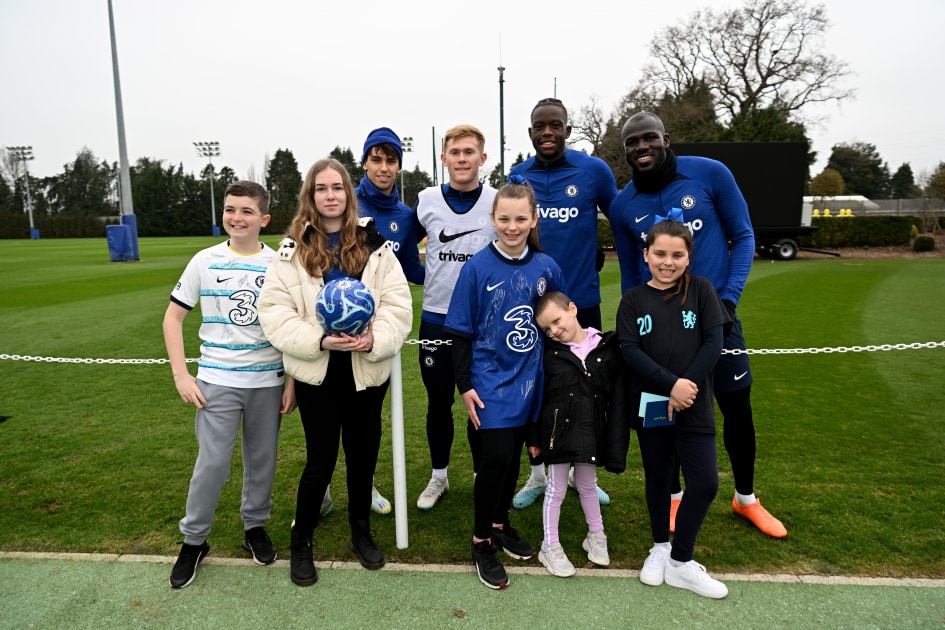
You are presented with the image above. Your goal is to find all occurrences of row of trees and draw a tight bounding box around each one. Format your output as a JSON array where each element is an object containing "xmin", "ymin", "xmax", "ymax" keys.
[
  {"xmin": 0, "ymin": 143, "xmax": 440, "ymax": 238},
  {"xmin": 2, "ymin": 0, "xmax": 942, "ymax": 238},
  {"xmin": 811, "ymin": 144, "xmax": 945, "ymax": 201}
]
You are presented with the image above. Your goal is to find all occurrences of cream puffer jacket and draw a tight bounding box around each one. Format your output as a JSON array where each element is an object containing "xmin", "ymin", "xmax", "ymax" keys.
[{"xmin": 258, "ymin": 220, "xmax": 413, "ymax": 389}]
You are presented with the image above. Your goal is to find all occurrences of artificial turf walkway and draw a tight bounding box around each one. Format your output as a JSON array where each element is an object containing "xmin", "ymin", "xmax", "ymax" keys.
[{"xmin": 2, "ymin": 552, "xmax": 942, "ymax": 629}]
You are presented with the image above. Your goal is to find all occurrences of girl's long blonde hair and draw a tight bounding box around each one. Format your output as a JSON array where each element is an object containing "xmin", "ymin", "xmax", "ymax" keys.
[{"xmin": 287, "ymin": 159, "xmax": 370, "ymax": 278}]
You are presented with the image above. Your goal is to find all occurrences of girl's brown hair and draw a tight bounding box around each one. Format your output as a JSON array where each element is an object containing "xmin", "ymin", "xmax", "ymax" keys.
[
  {"xmin": 287, "ymin": 159, "xmax": 370, "ymax": 278},
  {"xmin": 645, "ymin": 218, "xmax": 692, "ymax": 306}
]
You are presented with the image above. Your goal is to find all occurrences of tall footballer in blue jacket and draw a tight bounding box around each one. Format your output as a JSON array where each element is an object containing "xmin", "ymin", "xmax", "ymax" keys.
[
  {"xmin": 509, "ymin": 98, "xmax": 618, "ymax": 510},
  {"xmin": 510, "ymin": 98, "xmax": 618, "ymax": 331},
  {"xmin": 609, "ymin": 111, "xmax": 787, "ymax": 539}
]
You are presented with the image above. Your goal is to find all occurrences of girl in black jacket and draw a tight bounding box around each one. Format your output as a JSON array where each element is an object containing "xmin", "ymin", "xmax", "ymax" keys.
[{"xmin": 529, "ymin": 291, "xmax": 626, "ymax": 577}]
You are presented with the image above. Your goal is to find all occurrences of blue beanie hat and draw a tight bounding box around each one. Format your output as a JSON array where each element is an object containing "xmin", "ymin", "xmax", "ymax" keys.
[{"xmin": 361, "ymin": 127, "xmax": 403, "ymax": 167}]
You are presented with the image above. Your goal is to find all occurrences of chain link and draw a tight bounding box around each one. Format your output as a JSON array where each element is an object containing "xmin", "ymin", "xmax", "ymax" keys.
[
  {"xmin": 0, "ymin": 354, "xmax": 196, "ymax": 365},
  {"xmin": 3, "ymin": 341, "xmax": 944, "ymax": 363},
  {"xmin": 720, "ymin": 341, "xmax": 945, "ymax": 355}
]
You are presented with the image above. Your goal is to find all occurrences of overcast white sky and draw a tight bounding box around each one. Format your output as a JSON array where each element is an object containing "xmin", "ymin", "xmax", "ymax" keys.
[{"xmin": 2, "ymin": 0, "xmax": 943, "ymax": 186}]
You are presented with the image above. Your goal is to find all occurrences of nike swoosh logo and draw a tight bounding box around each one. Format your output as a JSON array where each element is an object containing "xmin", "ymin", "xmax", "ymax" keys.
[
  {"xmin": 439, "ymin": 228, "xmax": 481, "ymax": 243},
  {"xmin": 216, "ymin": 276, "xmax": 233, "ymax": 283},
  {"xmin": 634, "ymin": 215, "xmax": 649, "ymax": 224},
  {"xmin": 487, "ymin": 282, "xmax": 504, "ymax": 292},
  {"xmin": 734, "ymin": 371, "xmax": 749, "ymax": 381}
]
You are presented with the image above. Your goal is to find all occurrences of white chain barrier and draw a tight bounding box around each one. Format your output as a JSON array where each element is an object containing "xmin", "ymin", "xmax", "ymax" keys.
[
  {"xmin": 5, "ymin": 339, "xmax": 944, "ymax": 551},
  {"xmin": 2, "ymin": 341, "xmax": 944, "ymax": 364}
]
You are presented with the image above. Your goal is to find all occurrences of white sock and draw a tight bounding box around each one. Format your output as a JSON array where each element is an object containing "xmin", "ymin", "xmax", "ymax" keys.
[
  {"xmin": 531, "ymin": 464, "xmax": 547, "ymax": 483},
  {"xmin": 671, "ymin": 491, "xmax": 683, "ymax": 501},
  {"xmin": 433, "ymin": 467, "xmax": 448, "ymax": 480},
  {"xmin": 668, "ymin": 557, "xmax": 685, "ymax": 568},
  {"xmin": 735, "ymin": 492, "xmax": 756, "ymax": 506}
]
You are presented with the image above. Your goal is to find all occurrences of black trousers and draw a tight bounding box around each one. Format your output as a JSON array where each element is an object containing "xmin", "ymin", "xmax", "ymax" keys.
[
  {"xmin": 638, "ymin": 427, "xmax": 718, "ymax": 563},
  {"xmin": 671, "ymin": 385, "xmax": 755, "ymax": 495},
  {"xmin": 293, "ymin": 352, "xmax": 387, "ymax": 536},
  {"xmin": 474, "ymin": 425, "xmax": 527, "ymax": 540},
  {"xmin": 418, "ymin": 319, "xmax": 481, "ymax": 472}
]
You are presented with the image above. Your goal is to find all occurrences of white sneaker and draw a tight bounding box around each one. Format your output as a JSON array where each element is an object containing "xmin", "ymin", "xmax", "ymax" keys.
[
  {"xmin": 582, "ymin": 531, "xmax": 610, "ymax": 566},
  {"xmin": 639, "ymin": 543, "xmax": 671, "ymax": 586},
  {"xmin": 512, "ymin": 476, "xmax": 547, "ymax": 509},
  {"xmin": 416, "ymin": 475, "xmax": 449, "ymax": 510},
  {"xmin": 371, "ymin": 485, "xmax": 391, "ymax": 515},
  {"xmin": 538, "ymin": 542, "xmax": 576, "ymax": 577},
  {"xmin": 664, "ymin": 560, "xmax": 729, "ymax": 599}
]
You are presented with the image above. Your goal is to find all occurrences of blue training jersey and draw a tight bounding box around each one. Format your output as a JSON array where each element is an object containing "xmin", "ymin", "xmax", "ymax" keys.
[
  {"xmin": 444, "ymin": 243, "xmax": 563, "ymax": 429},
  {"xmin": 510, "ymin": 149, "xmax": 618, "ymax": 310},
  {"xmin": 356, "ymin": 186, "xmax": 426, "ymax": 285},
  {"xmin": 609, "ymin": 155, "xmax": 755, "ymax": 305}
]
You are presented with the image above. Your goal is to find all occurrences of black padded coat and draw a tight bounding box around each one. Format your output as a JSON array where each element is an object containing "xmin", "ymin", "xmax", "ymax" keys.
[{"xmin": 528, "ymin": 331, "xmax": 630, "ymax": 472}]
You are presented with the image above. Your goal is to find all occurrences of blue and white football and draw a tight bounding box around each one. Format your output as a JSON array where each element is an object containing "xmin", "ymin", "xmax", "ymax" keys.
[{"xmin": 315, "ymin": 277, "xmax": 376, "ymax": 336}]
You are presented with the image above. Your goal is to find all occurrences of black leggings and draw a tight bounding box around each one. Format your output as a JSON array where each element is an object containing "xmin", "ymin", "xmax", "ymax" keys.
[
  {"xmin": 418, "ymin": 319, "xmax": 482, "ymax": 472},
  {"xmin": 474, "ymin": 425, "xmax": 526, "ymax": 540},
  {"xmin": 671, "ymin": 385, "xmax": 755, "ymax": 496},
  {"xmin": 638, "ymin": 428, "xmax": 718, "ymax": 563},
  {"xmin": 293, "ymin": 352, "xmax": 387, "ymax": 536}
]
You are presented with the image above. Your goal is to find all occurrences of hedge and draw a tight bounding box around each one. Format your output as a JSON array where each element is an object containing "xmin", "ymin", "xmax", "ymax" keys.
[
  {"xmin": 0, "ymin": 213, "xmax": 931, "ymax": 249},
  {"xmin": 600, "ymin": 216, "xmax": 923, "ymax": 251},
  {"xmin": 795, "ymin": 216, "xmax": 914, "ymax": 248},
  {"xmin": 598, "ymin": 218, "xmax": 615, "ymax": 250},
  {"xmin": 0, "ymin": 213, "xmax": 118, "ymax": 239}
]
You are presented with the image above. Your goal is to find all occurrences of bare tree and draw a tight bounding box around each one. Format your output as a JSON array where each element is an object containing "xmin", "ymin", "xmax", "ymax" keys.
[
  {"xmin": 922, "ymin": 166, "xmax": 945, "ymax": 234},
  {"xmin": 569, "ymin": 95, "xmax": 609, "ymax": 155},
  {"xmin": 246, "ymin": 164, "xmax": 263, "ymax": 185},
  {"xmin": 640, "ymin": 0, "xmax": 854, "ymax": 122}
]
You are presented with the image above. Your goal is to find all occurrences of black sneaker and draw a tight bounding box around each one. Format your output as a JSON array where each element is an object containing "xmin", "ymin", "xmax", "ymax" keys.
[
  {"xmin": 169, "ymin": 541, "xmax": 210, "ymax": 589},
  {"xmin": 290, "ymin": 527, "xmax": 318, "ymax": 586},
  {"xmin": 242, "ymin": 526, "xmax": 276, "ymax": 565},
  {"xmin": 491, "ymin": 523, "xmax": 536, "ymax": 560},
  {"xmin": 471, "ymin": 539, "xmax": 509, "ymax": 589},
  {"xmin": 349, "ymin": 520, "xmax": 385, "ymax": 570}
]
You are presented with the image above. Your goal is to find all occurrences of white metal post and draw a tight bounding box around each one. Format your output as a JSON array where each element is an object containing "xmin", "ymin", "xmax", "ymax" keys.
[{"xmin": 389, "ymin": 350, "xmax": 409, "ymax": 548}]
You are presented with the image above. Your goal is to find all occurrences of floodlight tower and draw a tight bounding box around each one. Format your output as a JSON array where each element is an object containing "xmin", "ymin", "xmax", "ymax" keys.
[
  {"xmin": 400, "ymin": 136, "xmax": 414, "ymax": 203},
  {"xmin": 194, "ymin": 141, "xmax": 221, "ymax": 236},
  {"xmin": 108, "ymin": 0, "xmax": 138, "ymax": 260},
  {"xmin": 7, "ymin": 146, "xmax": 38, "ymax": 239}
]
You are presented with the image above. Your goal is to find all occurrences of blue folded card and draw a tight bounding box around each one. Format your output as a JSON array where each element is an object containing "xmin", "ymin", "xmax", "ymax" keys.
[{"xmin": 639, "ymin": 392, "xmax": 676, "ymax": 428}]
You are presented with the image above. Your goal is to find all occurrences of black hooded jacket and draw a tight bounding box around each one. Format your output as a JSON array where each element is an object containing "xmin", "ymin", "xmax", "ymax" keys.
[{"xmin": 528, "ymin": 330, "xmax": 630, "ymax": 472}]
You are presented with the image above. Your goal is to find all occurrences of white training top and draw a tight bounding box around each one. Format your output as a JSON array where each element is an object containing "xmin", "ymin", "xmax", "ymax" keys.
[
  {"xmin": 170, "ymin": 241, "xmax": 284, "ymax": 388},
  {"xmin": 417, "ymin": 185, "xmax": 497, "ymax": 315}
]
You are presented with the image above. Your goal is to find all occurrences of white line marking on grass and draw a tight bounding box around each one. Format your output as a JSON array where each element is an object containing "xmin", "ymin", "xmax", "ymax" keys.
[{"xmin": 1, "ymin": 551, "xmax": 942, "ymax": 587}]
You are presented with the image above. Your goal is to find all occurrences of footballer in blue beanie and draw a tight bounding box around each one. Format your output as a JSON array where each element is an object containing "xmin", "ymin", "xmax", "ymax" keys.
[{"xmin": 361, "ymin": 127, "xmax": 403, "ymax": 167}]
